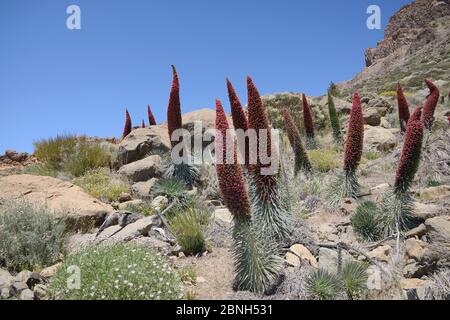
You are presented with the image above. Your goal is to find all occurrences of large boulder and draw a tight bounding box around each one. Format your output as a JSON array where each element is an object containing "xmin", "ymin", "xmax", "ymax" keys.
[
  {"xmin": 117, "ymin": 126, "xmax": 170, "ymax": 166},
  {"xmin": 363, "ymin": 126, "xmax": 399, "ymax": 151},
  {"xmin": 425, "ymin": 216, "xmax": 450, "ymax": 240},
  {"xmin": 364, "ymin": 108, "xmax": 381, "ymax": 126},
  {"xmin": 131, "ymin": 178, "xmax": 158, "ymax": 199},
  {"xmin": 118, "ymin": 155, "xmax": 163, "ymax": 182},
  {"xmin": 182, "ymin": 108, "xmax": 216, "ymax": 133},
  {"xmin": 0, "ymin": 175, "xmax": 113, "ymax": 231}
]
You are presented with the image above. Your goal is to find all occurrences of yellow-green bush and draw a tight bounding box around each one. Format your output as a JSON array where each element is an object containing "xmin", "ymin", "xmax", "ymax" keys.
[{"xmin": 308, "ymin": 149, "xmax": 340, "ymax": 172}]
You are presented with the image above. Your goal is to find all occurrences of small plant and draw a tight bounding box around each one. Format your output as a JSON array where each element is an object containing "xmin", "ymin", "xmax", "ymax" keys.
[
  {"xmin": 178, "ymin": 267, "xmax": 197, "ymax": 284},
  {"xmin": 341, "ymin": 261, "xmax": 368, "ymax": 299},
  {"xmin": 305, "ymin": 269, "xmax": 342, "ymax": 300},
  {"xmin": 308, "ymin": 149, "xmax": 340, "ymax": 172},
  {"xmin": 148, "ymin": 104, "xmax": 157, "ymax": 125},
  {"xmin": 352, "ymin": 201, "xmax": 381, "ymax": 241},
  {"xmin": 73, "ymin": 168, "xmax": 129, "ymax": 202},
  {"xmin": 397, "ymin": 82, "xmax": 410, "ymax": 133},
  {"xmin": 363, "ymin": 150, "xmax": 381, "ymax": 161},
  {"xmin": 168, "ymin": 206, "xmax": 210, "ymax": 255},
  {"xmin": 421, "ymin": 79, "xmax": 440, "ymax": 130},
  {"xmin": 151, "ymin": 177, "xmax": 189, "ymax": 206},
  {"xmin": 122, "ymin": 109, "xmax": 132, "ymax": 139},
  {"xmin": 302, "ymin": 93, "xmax": 317, "ymax": 149},
  {"xmin": 327, "ymin": 91, "xmax": 342, "ymax": 142},
  {"xmin": 25, "ymin": 162, "xmax": 59, "ymax": 177},
  {"xmin": 282, "ymin": 108, "xmax": 312, "ymax": 174},
  {"xmin": 62, "ymin": 140, "xmax": 112, "ymax": 177},
  {"xmin": 0, "ymin": 201, "xmax": 66, "ymax": 272},
  {"xmin": 34, "ymin": 134, "xmax": 78, "ymax": 163},
  {"xmin": 122, "ymin": 201, "xmax": 154, "ymax": 216},
  {"xmin": 47, "ymin": 244, "xmax": 181, "ymax": 300}
]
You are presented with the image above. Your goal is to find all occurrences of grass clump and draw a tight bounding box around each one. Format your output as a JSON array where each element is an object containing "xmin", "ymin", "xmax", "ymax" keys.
[
  {"xmin": 34, "ymin": 134, "xmax": 79, "ymax": 163},
  {"xmin": 178, "ymin": 267, "xmax": 197, "ymax": 284},
  {"xmin": 121, "ymin": 201, "xmax": 155, "ymax": 216},
  {"xmin": 341, "ymin": 261, "xmax": 368, "ymax": 299},
  {"xmin": 151, "ymin": 177, "xmax": 189, "ymax": 206},
  {"xmin": 0, "ymin": 201, "xmax": 66, "ymax": 272},
  {"xmin": 308, "ymin": 149, "xmax": 340, "ymax": 172},
  {"xmin": 363, "ymin": 150, "xmax": 382, "ymax": 161},
  {"xmin": 351, "ymin": 201, "xmax": 381, "ymax": 241},
  {"xmin": 24, "ymin": 162, "xmax": 59, "ymax": 177},
  {"xmin": 62, "ymin": 140, "xmax": 112, "ymax": 177},
  {"xmin": 168, "ymin": 206, "xmax": 210, "ymax": 255},
  {"xmin": 47, "ymin": 244, "xmax": 181, "ymax": 300},
  {"xmin": 73, "ymin": 168, "xmax": 129, "ymax": 203},
  {"xmin": 305, "ymin": 269, "xmax": 342, "ymax": 300}
]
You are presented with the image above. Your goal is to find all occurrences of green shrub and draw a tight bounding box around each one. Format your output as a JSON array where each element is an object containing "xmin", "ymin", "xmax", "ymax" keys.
[
  {"xmin": 178, "ymin": 267, "xmax": 197, "ymax": 284},
  {"xmin": 122, "ymin": 201, "xmax": 155, "ymax": 216},
  {"xmin": 168, "ymin": 207, "xmax": 210, "ymax": 255},
  {"xmin": 308, "ymin": 149, "xmax": 340, "ymax": 172},
  {"xmin": 34, "ymin": 134, "xmax": 79, "ymax": 163},
  {"xmin": 24, "ymin": 162, "xmax": 59, "ymax": 177},
  {"xmin": 47, "ymin": 244, "xmax": 182, "ymax": 300},
  {"xmin": 151, "ymin": 178, "xmax": 188, "ymax": 205},
  {"xmin": 351, "ymin": 201, "xmax": 381, "ymax": 241},
  {"xmin": 363, "ymin": 150, "xmax": 382, "ymax": 161},
  {"xmin": 305, "ymin": 269, "xmax": 342, "ymax": 300},
  {"xmin": 73, "ymin": 168, "xmax": 129, "ymax": 202},
  {"xmin": 341, "ymin": 261, "xmax": 368, "ymax": 299},
  {"xmin": 0, "ymin": 201, "xmax": 66, "ymax": 272},
  {"xmin": 62, "ymin": 140, "xmax": 112, "ymax": 177}
]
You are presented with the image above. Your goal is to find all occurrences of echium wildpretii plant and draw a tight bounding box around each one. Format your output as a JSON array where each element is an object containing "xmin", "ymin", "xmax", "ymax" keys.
[
  {"xmin": 121, "ymin": 109, "xmax": 132, "ymax": 139},
  {"xmin": 379, "ymin": 106, "xmax": 424, "ymax": 235},
  {"xmin": 215, "ymin": 99, "xmax": 281, "ymax": 294},
  {"xmin": 302, "ymin": 93, "xmax": 317, "ymax": 149},
  {"xmin": 164, "ymin": 65, "xmax": 199, "ymax": 188},
  {"xmin": 327, "ymin": 90, "xmax": 342, "ymax": 143},
  {"xmin": 148, "ymin": 104, "xmax": 157, "ymax": 126},
  {"xmin": 421, "ymin": 79, "xmax": 440, "ymax": 130},
  {"xmin": 247, "ymin": 76, "xmax": 292, "ymax": 242},
  {"xmin": 227, "ymin": 78, "xmax": 250, "ymax": 169},
  {"xmin": 282, "ymin": 108, "xmax": 312, "ymax": 175},
  {"xmin": 397, "ymin": 82, "xmax": 410, "ymax": 133},
  {"xmin": 328, "ymin": 92, "xmax": 364, "ymax": 207},
  {"xmin": 141, "ymin": 119, "xmax": 145, "ymax": 128}
]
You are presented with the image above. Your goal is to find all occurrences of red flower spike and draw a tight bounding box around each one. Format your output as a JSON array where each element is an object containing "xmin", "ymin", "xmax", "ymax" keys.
[
  {"xmin": 421, "ymin": 79, "xmax": 440, "ymax": 130},
  {"xmin": 142, "ymin": 119, "xmax": 145, "ymax": 128},
  {"xmin": 302, "ymin": 94, "xmax": 315, "ymax": 139},
  {"xmin": 343, "ymin": 92, "xmax": 364, "ymax": 173},
  {"xmin": 394, "ymin": 107, "xmax": 424, "ymax": 193},
  {"xmin": 246, "ymin": 76, "xmax": 277, "ymax": 199},
  {"xmin": 122, "ymin": 109, "xmax": 132, "ymax": 139},
  {"xmin": 215, "ymin": 99, "xmax": 251, "ymax": 217},
  {"xmin": 148, "ymin": 104, "xmax": 157, "ymax": 126},
  {"xmin": 397, "ymin": 82, "xmax": 410, "ymax": 133},
  {"xmin": 167, "ymin": 65, "xmax": 182, "ymax": 147}
]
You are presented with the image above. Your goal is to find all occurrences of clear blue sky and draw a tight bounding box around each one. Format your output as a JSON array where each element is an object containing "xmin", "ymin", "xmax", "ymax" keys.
[{"xmin": 0, "ymin": 0, "xmax": 412, "ymax": 153}]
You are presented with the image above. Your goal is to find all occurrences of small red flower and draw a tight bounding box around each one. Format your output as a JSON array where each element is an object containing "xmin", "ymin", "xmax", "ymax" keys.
[
  {"xmin": 122, "ymin": 109, "xmax": 132, "ymax": 139},
  {"xmin": 343, "ymin": 92, "xmax": 364, "ymax": 173},
  {"xmin": 148, "ymin": 104, "xmax": 157, "ymax": 126},
  {"xmin": 421, "ymin": 79, "xmax": 440, "ymax": 130},
  {"xmin": 215, "ymin": 99, "xmax": 251, "ymax": 217},
  {"xmin": 167, "ymin": 65, "xmax": 182, "ymax": 147},
  {"xmin": 394, "ymin": 107, "xmax": 424, "ymax": 193},
  {"xmin": 302, "ymin": 94, "xmax": 315, "ymax": 139},
  {"xmin": 397, "ymin": 82, "xmax": 410, "ymax": 133}
]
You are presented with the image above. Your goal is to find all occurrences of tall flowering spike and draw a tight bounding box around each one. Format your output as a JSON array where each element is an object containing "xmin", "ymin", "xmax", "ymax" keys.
[
  {"xmin": 421, "ymin": 79, "xmax": 440, "ymax": 130},
  {"xmin": 344, "ymin": 92, "xmax": 364, "ymax": 173},
  {"xmin": 302, "ymin": 94, "xmax": 315, "ymax": 139},
  {"xmin": 215, "ymin": 99, "xmax": 251, "ymax": 217},
  {"xmin": 394, "ymin": 107, "xmax": 424, "ymax": 194},
  {"xmin": 327, "ymin": 91, "xmax": 342, "ymax": 142},
  {"xmin": 246, "ymin": 76, "xmax": 277, "ymax": 197},
  {"xmin": 227, "ymin": 78, "xmax": 249, "ymax": 131},
  {"xmin": 122, "ymin": 109, "xmax": 132, "ymax": 139},
  {"xmin": 167, "ymin": 65, "xmax": 182, "ymax": 147},
  {"xmin": 141, "ymin": 119, "xmax": 145, "ymax": 128},
  {"xmin": 148, "ymin": 104, "xmax": 157, "ymax": 126},
  {"xmin": 282, "ymin": 108, "xmax": 312, "ymax": 174},
  {"xmin": 397, "ymin": 82, "xmax": 410, "ymax": 133}
]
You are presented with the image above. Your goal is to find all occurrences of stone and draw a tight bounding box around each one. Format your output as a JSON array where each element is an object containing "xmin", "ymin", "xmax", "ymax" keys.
[
  {"xmin": 118, "ymin": 199, "xmax": 144, "ymax": 211},
  {"xmin": 318, "ymin": 248, "xmax": 354, "ymax": 274},
  {"xmin": 118, "ymin": 192, "xmax": 132, "ymax": 203},
  {"xmin": 364, "ymin": 108, "xmax": 381, "ymax": 126},
  {"xmin": 5, "ymin": 149, "xmax": 29, "ymax": 162},
  {"xmin": 40, "ymin": 263, "xmax": 62, "ymax": 278},
  {"xmin": 412, "ymin": 202, "xmax": 441, "ymax": 220},
  {"xmin": 0, "ymin": 269, "xmax": 13, "ymax": 290},
  {"xmin": 405, "ymin": 224, "xmax": 427, "ymax": 238},
  {"xmin": 33, "ymin": 284, "xmax": 48, "ymax": 300},
  {"xmin": 214, "ymin": 207, "xmax": 233, "ymax": 226},
  {"xmin": 368, "ymin": 245, "xmax": 392, "ymax": 263},
  {"xmin": 405, "ymin": 238, "xmax": 427, "ymax": 261},
  {"xmin": 400, "ymin": 278, "xmax": 430, "ymax": 300},
  {"xmin": 380, "ymin": 117, "xmax": 390, "ymax": 128},
  {"xmin": 20, "ymin": 288, "xmax": 34, "ymax": 300},
  {"xmin": 26, "ymin": 272, "xmax": 44, "ymax": 289},
  {"xmin": 106, "ymin": 215, "xmax": 159, "ymax": 242},
  {"xmin": 0, "ymin": 175, "xmax": 113, "ymax": 231},
  {"xmin": 131, "ymin": 178, "xmax": 158, "ymax": 199},
  {"xmin": 117, "ymin": 126, "xmax": 171, "ymax": 166},
  {"xmin": 366, "ymin": 265, "xmax": 382, "ymax": 290},
  {"xmin": 151, "ymin": 196, "xmax": 169, "ymax": 211},
  {"xmin": 402, "ymin": 262, "xmax": 431, "ymax": 278},
  {"xmin": 367, "ymin": 97, "xmax": 392, "ymax": 114},
  {"xmin": 117, "ymin": 212, "xmax": 143, "ymax": 227},
  {"xmin": 363, "ymin": 126, "xmax": 398, "ymax": 151},
  {"xmin": 425, "ymin": 216, "xmax": 450, "ymax": 240},
  {"xmin": 118, "ymin": 155, "xmax": 163, "ymax": 182},
  {"xmin": 286, "ymin": 244, "xmax": 318, "ymax": 267},
  {"xmin": 419, "ymin": 185, "xmax": 450, "ymax": 201},
  {"xmin": 11, "ymin": 282, "xmax": 29, "ymax": 294},
  {"xmin": 14, "ymin": 270, "xmax": 32, "ymax": 283},
  {"xmin": 1, "ymin": 287, "xmax": 11, "ymax": 299}
]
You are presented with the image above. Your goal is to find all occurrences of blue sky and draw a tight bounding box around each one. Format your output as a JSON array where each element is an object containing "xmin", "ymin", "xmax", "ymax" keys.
[{"xmin": 0, "ymin": 0, "xmax": 412, "ymax": 153}]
